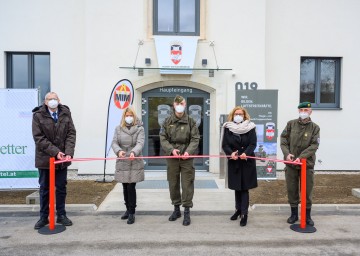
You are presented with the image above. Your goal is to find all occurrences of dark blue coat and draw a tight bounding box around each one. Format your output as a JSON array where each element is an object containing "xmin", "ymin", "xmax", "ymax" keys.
[{"xmin": 222, "ymin": 127, "xmax": 258, "ymax": 191}]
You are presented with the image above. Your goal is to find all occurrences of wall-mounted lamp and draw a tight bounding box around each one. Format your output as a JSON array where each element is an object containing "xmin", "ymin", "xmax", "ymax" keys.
[
  {"xmin": 209, "ymin": 69, "xmax": 214, "ymax": 77},
  {"xmin": 202, "ymin": 59, "xmax": 207, "ymax": 67},
  {"xmin": 145, "ymin": 58, "xmax": 151, "ymax": 66}
]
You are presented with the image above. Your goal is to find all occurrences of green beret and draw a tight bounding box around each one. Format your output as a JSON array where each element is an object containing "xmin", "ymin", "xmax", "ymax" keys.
[
  {"xmin": 298, "ymin": 102, "xmax": 311, "ymax": 109},
  {"xmin": 174, "ymin": 95, "xmax": 184, "ymax": 103}
]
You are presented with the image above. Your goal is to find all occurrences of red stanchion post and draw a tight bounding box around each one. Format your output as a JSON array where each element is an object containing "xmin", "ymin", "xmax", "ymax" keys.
[
  {"xmin": 290, "ymin": 158, "xmax": 316, "ymax": 233},
  {"xmin": 49, "ymin": 157, "xmax": 55, "ymax": 230},
  {"xmin": 300, "ymin": 158, "xmax": 307, "ymax": 229},
  {"xmin": 38, "ymin": 157, "xmax": 66, "ymax": 234}
]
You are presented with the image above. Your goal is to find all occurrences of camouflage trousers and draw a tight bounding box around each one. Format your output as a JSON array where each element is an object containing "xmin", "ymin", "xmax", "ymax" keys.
[
  {"xmin": 285, "ymin": 165, "xmax": 314, "ymax": 208},
  {"xmin": 166, "ymin": 158, "xmax": 195, "ymax": 208}
]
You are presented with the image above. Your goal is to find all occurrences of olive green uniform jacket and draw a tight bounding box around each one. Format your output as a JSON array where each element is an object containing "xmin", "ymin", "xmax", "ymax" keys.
[
  {"xmin": 280, "ymin": 118, "xmax": 320, "ymax": 169},
  {"xmin": 159, "ymin": 112, "xmax": 200, "ymax": 156}
]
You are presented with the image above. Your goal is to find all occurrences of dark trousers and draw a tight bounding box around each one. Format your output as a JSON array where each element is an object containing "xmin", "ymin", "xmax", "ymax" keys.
[
  {"xmin": 285, "ymin": 166, "xmax": 314, "ymax": 208},
  {"xmin": 166, "ymin": 158, "xmax": 195, "ymax": 208},
  {"xmin": 38, "ymin": 167, "xmax": 68, "ymax": 218},
  {"xmin": 235, "ymin": 190, "xmax": 249, "ymax": 215},
  {"xmin": 122, "ymin": 183, "xmax": 137, "ymax": 214}
]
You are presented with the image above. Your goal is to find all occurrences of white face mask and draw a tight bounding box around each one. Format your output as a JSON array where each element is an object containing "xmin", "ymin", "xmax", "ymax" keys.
[
  {"xmin": 125, "ymin": 116, "xmax": 134, "ymax": 124},
  {"xmin": 233, "ymin": 115, "xmax": 244, "ymax": 123},
  {"xmin": 175, "ymin": 105, "xmax": 185, "ymax": 113},
  {"xmin": 48, "ymin": 99, "xmax": 59, "ymax": 109},
  {"xmin": 299, "ymin": 112, "xmax": 309, "ymax": 120}
]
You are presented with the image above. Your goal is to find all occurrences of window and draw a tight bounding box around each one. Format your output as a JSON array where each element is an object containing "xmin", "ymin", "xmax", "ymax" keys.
[
  {"xmin": 6, "ymin": 52, "xmax": 50, "ymax": 101},
  {"xmin": 300, "ymin": 57, "xmax": 341, "ymax": 109},
  {"xmin": 153, "ymin": 0, "xmax": 200, "ymax": 36}
]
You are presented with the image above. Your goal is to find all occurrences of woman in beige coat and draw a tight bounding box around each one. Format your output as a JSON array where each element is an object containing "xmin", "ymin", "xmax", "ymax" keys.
[{"xmin": 112, "ymin": 107, "xmax": 145, "ymax": 224}]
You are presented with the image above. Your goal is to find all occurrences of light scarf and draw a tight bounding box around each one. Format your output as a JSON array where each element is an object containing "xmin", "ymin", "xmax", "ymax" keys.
[{"xmin": 219, "ymin": 120, "xmax": 256, "ymax": 152}]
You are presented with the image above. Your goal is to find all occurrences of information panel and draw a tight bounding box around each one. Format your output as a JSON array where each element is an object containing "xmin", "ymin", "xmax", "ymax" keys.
[
  {"xmin": 0, "ymin": 89, "xmax": 39, "ymax": 189},
  {"xmin": 236, "ymin": 89, "xmax": 278, "ymax": 179}
]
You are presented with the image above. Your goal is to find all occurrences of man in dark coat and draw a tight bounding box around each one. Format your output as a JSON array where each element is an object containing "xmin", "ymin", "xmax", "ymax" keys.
[
  {"xmin": 159, "ymin": 95, "xmax": 200, "ymax": 226},
  {"xmin": 280, "ymin": 102, "xmax": 320, "ymax": 226},
  {"xmin": 32, "ymin": 92, "xmax": 76, "ymax": 229}
]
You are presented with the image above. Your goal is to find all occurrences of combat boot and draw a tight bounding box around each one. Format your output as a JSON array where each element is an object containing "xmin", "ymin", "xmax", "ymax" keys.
[
  {"xmin": 169, "ymin": 205, "xmax": 181, "ymax": 221},
  {"xmin": 183, "ymin": 207, "xmax": 191, "ymax": 226},
  {"xmin": 287, "ymin": 207, "xmax": 299, "ymax": 224},
  {"xmin": 306, "ymin": 208, "xmax": 314, "ymax": 226}
]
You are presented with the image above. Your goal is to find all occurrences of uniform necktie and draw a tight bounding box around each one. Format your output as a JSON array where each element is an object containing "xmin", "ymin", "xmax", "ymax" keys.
[{"xmin": 52, "ymin": 112, "xmax": 58, "ymax": 123}]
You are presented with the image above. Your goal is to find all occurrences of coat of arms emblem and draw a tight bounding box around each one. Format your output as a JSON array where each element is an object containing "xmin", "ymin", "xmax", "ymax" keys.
[{"xmin": 170, "ymin": 42, "xmax": 182, "ymax": 65}]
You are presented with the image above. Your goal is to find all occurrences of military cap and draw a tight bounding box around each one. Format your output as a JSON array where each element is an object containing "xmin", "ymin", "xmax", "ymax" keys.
[
  {"xmin": 298, "ymin": 102, "xmax": 311, "ymax": 109},
  {"xmin": 174, "ymin": 95, "xmax": 185, "ymax": 103}
]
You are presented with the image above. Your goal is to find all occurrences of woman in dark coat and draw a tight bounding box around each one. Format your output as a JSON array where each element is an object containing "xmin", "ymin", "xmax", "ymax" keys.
[{"xmin": 221, "ymin": 106, "xmax": 257, "ymax": 226}]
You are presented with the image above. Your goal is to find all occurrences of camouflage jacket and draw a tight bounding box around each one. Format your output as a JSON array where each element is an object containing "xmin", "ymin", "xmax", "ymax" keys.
[
  {"xmin": 280, "ymin": 118, "xmax": 320, "ymax": 169},
  {"xmin": 159, "ymin": 112, "xmax": 200, "ymax": 156}
]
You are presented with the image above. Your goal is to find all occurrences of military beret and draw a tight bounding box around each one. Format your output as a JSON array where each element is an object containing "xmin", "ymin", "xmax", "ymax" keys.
[
  {"xmin": 174, "ymin": 95, "xmax": 184, "ymax": 103},
  {"xmin": 298, "ymin": 102, "xmax": 311, "ymax": 109}
]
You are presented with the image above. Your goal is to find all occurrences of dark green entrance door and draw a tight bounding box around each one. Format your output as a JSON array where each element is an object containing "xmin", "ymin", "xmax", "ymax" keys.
[{"xmin": 142, "ymin": 86, "xmax": 210, "ymax": 171}]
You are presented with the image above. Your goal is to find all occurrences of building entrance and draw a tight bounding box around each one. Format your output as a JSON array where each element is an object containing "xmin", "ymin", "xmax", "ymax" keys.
[{"xmin": 142, "ymin": 86, "xmax": 210, "ymax": 171}]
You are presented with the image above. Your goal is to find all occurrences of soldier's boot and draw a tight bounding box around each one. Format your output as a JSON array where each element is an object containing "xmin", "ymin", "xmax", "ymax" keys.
[
  {"xmin": 183, "ymin": 207, "xmax": 191, "ymax": 226},
  {"xmin": 230, "ymin": 209, "xmax": 241, "ymax": 220},
  {"xmin": 287, "ymin": 207, "xmax": 299, "ymax": 224},
  {"xmin": 168, "ymin": 205, "xmax": 181, "ymax": 221},
  {"xmin": 306, "ymin": 208, "xmax": 314, "ymax": 226}
]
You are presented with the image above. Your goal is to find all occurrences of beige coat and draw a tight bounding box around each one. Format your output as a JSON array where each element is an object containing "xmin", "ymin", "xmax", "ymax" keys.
[{"xmin": 111, "ymin": 124, "xmax": 145, "ymax": 183}]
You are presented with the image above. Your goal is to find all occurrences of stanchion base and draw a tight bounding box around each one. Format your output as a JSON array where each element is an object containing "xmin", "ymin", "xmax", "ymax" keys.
[
  {"xmin": 95, "ymin": 177, "xmax": 113, "ymax": 183},
  {"xmin": 290, "ymin": 224, "xmax": 317, "ymax": 233},
  {"xmin": 38, "ymin": 225, "xmax": 66, "ymax": 235}
]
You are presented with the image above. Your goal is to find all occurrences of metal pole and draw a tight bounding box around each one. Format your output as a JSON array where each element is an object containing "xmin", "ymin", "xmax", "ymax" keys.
[
  {"xmin": 300, "ymin": 158, "xmax": 307, "ymax": 229},
  {"xmin": 49, "ymin": 157, "xmax": 55, "ymax": 230}
]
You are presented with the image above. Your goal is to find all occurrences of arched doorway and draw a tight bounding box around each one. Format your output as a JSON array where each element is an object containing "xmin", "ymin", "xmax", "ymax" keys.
[{"xmin": 142, "ymin": 86, "xmax": 210, "ymax": 171}]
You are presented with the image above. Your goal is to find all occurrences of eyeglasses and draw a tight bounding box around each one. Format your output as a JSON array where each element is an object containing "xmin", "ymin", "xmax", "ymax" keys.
[{"xmin": 46, "ymin": 98, "xmax": 58, "ymax": 101}]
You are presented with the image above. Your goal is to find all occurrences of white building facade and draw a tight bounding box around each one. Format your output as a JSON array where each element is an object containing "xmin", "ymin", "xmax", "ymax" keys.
[{"xmin": 1, "ymin": 0, "xmax": 359, "ymax": 174}]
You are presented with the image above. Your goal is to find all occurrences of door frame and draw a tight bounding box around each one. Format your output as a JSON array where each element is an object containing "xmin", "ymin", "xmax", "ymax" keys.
[{"xmin": 142, "ymin": 86, "xmax": 210, "ymax": 171}]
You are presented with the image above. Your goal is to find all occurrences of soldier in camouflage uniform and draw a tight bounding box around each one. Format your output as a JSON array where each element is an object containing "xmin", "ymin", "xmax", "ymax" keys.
[
  {"xmin": 159, "ymin": 95, "xmax": 200, "ymax": 226},
  {"xmin": 280, "ymin": 102, "xmax": 320, "ymax": 226}
]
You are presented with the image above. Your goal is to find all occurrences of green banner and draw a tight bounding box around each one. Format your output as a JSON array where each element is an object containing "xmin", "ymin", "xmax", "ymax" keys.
[{"xmin": 0, "ymin": 170, "xmax": 38, "ymax": 179}]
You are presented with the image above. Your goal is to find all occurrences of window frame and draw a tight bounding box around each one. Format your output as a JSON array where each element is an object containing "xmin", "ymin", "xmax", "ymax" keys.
[
  {"xmin": 300, "ymin": 56, "xmax": 341, "ymax": 109},
  {"xmin": 153, "ymin": 0, "xmax": 200, "ymax": 36},
  {"xmin": 6, "ymin": 52, "xmax": 51, "ymax": 100}
]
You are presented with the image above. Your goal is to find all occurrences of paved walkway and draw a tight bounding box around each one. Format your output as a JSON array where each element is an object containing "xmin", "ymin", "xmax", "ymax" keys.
[{"xmin": 1, "ymin": 172, "xmax": 360, "ymax": 255}]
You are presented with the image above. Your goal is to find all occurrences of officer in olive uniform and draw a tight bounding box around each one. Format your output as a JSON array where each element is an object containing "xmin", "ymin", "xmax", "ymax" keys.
[
  {"xmin": 159, "ymin": 95, "xmax": 200, "ymax": 226},
  {"xmin": 280, "ymin": 102, "xmax": 320, "ymax": 226}
]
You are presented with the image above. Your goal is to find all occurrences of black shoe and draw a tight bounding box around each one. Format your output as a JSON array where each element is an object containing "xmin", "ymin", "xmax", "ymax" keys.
[
  {"xmin": 127, "ymin": 214, "xmax": 135, "ymax": 225},
  {"xmin": 56, "ymin": 215, "xmax": 73, "ymax": 226},
  {"xmin": 306, "ymin": 208, "xmax": 314, "ymax": 226},
  {"xmin": 34, "ymin": 218, "xmax": 49, "ymax": 230},
  {"xmin": 287, "ymin": 207, "xmax": 299, "ymax": 224},
  {"xmin": 240, "ymin": 215, "xmax": 248, "ymax": 227},
  {"xmin": 230, "ymin": 210, "xmax": 241, "ymax": 220},
  {"xmin": 121, "ymin": 210, "xmax": 129, "ymax": 220},
  {"xmin": 287, "ymin": 215, "xmax": 299, "ymax": 224},
  {"xmin": 306, "ymin": 217, "xmax": 314, "ymax": 226},
  {"xmin": 169, "ymin": 205, "xmax": 181, "ymax": 221},
  {"xmin": 183, "ymin": 207, "xmax": 191, "ymax": 226}
]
